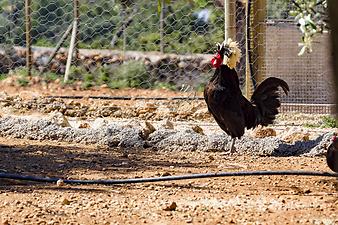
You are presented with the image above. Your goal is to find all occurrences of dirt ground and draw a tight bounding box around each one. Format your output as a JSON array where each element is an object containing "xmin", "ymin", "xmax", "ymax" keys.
[
  {"xmin": 0, "ymin": 81, "xmax": 338, "ymax": 224},
  {"xmin": 0, "ymin": 137, "xmax": 337, "ymax": 225}
]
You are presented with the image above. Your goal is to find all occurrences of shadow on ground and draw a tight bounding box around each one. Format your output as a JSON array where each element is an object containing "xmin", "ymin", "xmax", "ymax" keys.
[
  {"xmin": 273, "ymin": 134, "xmax": 328, "ymax": 156},
  {"xmin": 0, "ymin": 141, "xmax": 210, "ymax": 186}
]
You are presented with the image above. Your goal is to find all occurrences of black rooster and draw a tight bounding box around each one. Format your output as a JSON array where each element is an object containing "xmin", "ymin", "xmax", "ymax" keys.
[
  {"xmin": 327, "ymin": 134, "xmax": 338, "ymax": 172},
  {"xmin": 204, "ymin": 40, "xmax": 289, "ymax": 153}
]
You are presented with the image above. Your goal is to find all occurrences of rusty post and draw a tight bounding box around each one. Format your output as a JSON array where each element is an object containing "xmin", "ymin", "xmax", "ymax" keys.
[
  {"xmin": 159, "ymin": 0, "xmax": 165, "ymax": 53},
  {"xmin": 224, "ymin": 0, "xmax": 236, "ymax": 41},
  {"xmin": 251, "ymin": 0, "xmax": 266, "ymax": 85},
  {"xmin": 25, "ymin": 0, "xmax": 32, "ymax": 76},
  {"xmin": 122, "ymin": 4, "xmax": 127, "ymax": 58},
  {"xmin": 73, "ymin": 0, "xmax": 79, "ymax": 61}
]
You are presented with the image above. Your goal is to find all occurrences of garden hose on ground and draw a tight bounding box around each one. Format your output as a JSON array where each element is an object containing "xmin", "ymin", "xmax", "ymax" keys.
[
  {"xmin": 0, "ymin": 170, "xmax": 337, "ymax": 185},
  {"xmin": 45, "ymin": 95, "xmax": 204, "ymax": 101}
]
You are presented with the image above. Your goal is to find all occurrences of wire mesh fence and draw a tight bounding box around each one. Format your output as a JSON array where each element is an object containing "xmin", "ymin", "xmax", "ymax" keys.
[{"xmin": 0, "ymin": 0, "xmax": 334, "ymax": 113}]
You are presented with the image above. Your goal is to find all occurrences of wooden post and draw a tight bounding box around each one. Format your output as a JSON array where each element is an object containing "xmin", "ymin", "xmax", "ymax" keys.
[
  {"xmin": 122, "ymin": 5, "xmax": 127, "ymax": 58},
  {"xmin": 328, "ymin": 0, "xmax": 338, "ymax": 114},
  {"xmin": 245, "ymin": 0, "xmax": 251, "ymax": 99},
  {"xmin": 73, "ymin": 0, "xmax": 79, "ymax": 61},
  {"xmin": 25, "ymin": 0, "xmax": 32, "ymax": 76},
  {"xmin": 224, "ymin": 0, "xmax": 236, "ymax": 41},
  {"xmin": 245, "ymin": 45, "xmax": 250, "ymax": 98},
  {"xmin": 251, "ymin": 0, "xmax": 266, "ymax": 85},
  {"xmin": 64, "ymin": 20, "xmax": 77, "ymax": 83},
  {"xmin": 64, "ymin": 0, "xmax": 79, "ymax": 83},
  {"xmin": 159, "ymin": 0, "xmax": 165, "ymax": 53}
]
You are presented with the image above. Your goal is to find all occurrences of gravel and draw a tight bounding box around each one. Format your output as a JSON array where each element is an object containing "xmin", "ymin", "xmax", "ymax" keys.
[{"xmin": 0, "ymin": 116, "xmax": 333, "ymax": 156}]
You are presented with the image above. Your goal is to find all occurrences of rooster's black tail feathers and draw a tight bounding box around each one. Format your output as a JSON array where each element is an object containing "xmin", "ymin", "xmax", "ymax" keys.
[{"xmin": 251, "ymin": 77, "xmax": 289, "ymax": 126}]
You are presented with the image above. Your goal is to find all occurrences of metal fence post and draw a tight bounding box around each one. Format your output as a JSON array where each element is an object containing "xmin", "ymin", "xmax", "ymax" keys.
[
  {"xmin": 224, "ymin": 0, "xmax": 236, "ymax": 41},
  {"xmin": 74, "ymin": 0, "xmax": 80, "ymax": 61},
  {"xmin": 25, "ymin": 0, "xmax": 32, "ymax": 76},
  {"xmin": 160, "ymin": 0, "xmax": 165, "ymax": 53},
  {"xmin": 64, "ymin": 0, "xmax": 79, "ymax": 83},
  {"xmin": 251, "ymin": 0, "xmax": 266, "ymax": 85},
  {"xmin": 122, "ymin": 4, "xmax": 127, "ymax": 59}
]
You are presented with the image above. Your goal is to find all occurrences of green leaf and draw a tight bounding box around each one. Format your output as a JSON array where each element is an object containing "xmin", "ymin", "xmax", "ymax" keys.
[
  {"xmin": 158, "ymin": 0, "xmax": 171, "ymax": 15},
  {"xmin": 157, "ymin": 0, "xmax": 161, "ymax": 15},
  {"xmin": 193, "ymin": 0, "xmax": 208, "ymax": 8}
]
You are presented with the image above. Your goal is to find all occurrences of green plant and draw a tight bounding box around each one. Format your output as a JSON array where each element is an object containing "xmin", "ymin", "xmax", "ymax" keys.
[
  {"xmin": 153, "ymin": 81, "xmax": 176, "ymax": 91},
  {"xmin": 68, "ymin": 65, "xmax": 87, "ymax": 82},
  {"xmin": 12, "ymin": 67, "xmax": 39, "ymax": 77},
  {"xmin": 0, "ymin": 74, "xmax": 6, "ymax": 80},
  {"xmin": 303, "ymin": 123, "xmax": 320, "ymax": 128},
  {"xmin": 109, "ymin": 79, "xmax": 130, "ymax": 89},
  {"xmin": 82, "ymin": 81, "xmax": 94, "ymax": 89},
  {"xmin": 17, "ymin": 77, "xmax": 29, "ymax": 86},
  {"xmin": 82, "ymin": 73, "xmax": 95, "ymax": 89},
  {"xmin": 321, "ymin": 115, "xmax": 338, "ymax": 128},
  {"xmin": 195, "ymin": 82, "xmax": 207, "ymax": 92},
  {"xmin": 138, "ymin": 33, "xmax": 161, "ymax": 52},
  {"xmin": 43, "ymin": 71, "xmax": 59, "ymax": 82},
  {"xmin": 35, "ymin": 38, "xmax": 55, "ymax": 47},
  {"xmin": 96, "ymin": 67, "xmax": 111, "ymax": 85},
  {"xmin": 109, "ymin": 61, "xmax": 151, "ymax": 89}
]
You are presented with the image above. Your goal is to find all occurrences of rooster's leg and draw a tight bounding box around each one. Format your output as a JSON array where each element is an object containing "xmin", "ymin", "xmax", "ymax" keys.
[{"xmin": 229, "ymin": 138, "xmax": 236, "ymax": 153}]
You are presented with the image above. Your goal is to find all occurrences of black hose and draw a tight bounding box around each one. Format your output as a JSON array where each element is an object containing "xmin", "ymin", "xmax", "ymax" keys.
[
  {"xmin": 46, "ymin": 95, "xmax": 204, "ymax": 101},
  {"xmin": 0, "ymin": 170, "xmax": 337, "ymax": 185}
]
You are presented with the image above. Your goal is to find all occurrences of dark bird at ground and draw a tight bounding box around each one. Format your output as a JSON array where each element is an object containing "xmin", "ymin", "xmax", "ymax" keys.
[
  {"xmin": 327, "ymin": 134, "xmax": 338, "ymax": 172},
  {"xmin": 204, "ymin": 39, "xmax": 289, "ymax": 153}
]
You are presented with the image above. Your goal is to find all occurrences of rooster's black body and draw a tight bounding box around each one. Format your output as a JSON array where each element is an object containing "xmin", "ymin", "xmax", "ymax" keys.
[
  {"xmin": 327, "ymin": 136, "xmax": 338, "ymax": 172},
  {"xmin": 204, "ymin": 40, "xmax": 289, "ymax": 151},
  {"xmin": 204, "ymin": 65, "xmax": 289, "ymax": 139}
]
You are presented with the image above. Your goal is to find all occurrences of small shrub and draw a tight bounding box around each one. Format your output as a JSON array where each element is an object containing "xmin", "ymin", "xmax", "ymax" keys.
[
  {"xmin": 109, "ymin": 79, "xmax": 129, "ymax": 89},
  {"xmin": 0, "ymin": 74, "xmax": 6, "ymax": 81},
  {"xmin": 303, "ymin": 123, "xmax": 320, "ymax": 128},
  {"xmin": 83, "ymin": 73, "xmax": 95, "ymax": 82},
  {"xmin": 35, "ymin": 38, "xmax": 54, "ymax": 47},
  {"xmin": 195, "ymin": 82, "xmax": 207, "ymax": 92},
  {"xmin": 17, "ymin": 77, "xmax": 29, "ymax": 86},
  {"xmin": 82, "ymin": 73, "xmax": 95, "ymax": 89},
  {"xmin": 138, "ymin": 33, "xmax": 161, "ymax": 52},
  {"xmin": 67, "ymin": 65, "xmax": 87, "ymax": 82},
  {"xmin": 43, "ymin": 71, "xmax": 60, "ymax": 82},
  {"xmin": 153, "ymin": 81, "xmax": 176, "ymax": 91},
  {"xmin": 110, "ymin": 61, "xmax": 151, "ymax": 89},
  {"xmin": 82, "ymin": 80, "xmax": 94, "ymax": 89},
  {"xmin": 12, "ymin": 67, "xmax": 38, "ymax": 77},
  {"xmin": 96, "ymin": 67, "xmax": 111, "ymax": 85},
  {"xmin": 321, "ymin": 115, "xmax": 338, "ymax": 128}
]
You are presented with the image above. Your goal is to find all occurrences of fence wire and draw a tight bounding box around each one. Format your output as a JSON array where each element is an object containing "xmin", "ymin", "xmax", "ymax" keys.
[{"xmin": 0, "ymin": 0, "xmax": 334, "ymax": 114}]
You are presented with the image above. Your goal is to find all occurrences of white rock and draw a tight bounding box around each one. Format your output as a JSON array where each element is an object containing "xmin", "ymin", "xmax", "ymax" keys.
[
  {"xmin": 91, "ymin": 118, "xmax": 108, "ymax": 129},
  {"xmin": 48, "ymin": 112, "xmax": 71, "ymax": 127}
]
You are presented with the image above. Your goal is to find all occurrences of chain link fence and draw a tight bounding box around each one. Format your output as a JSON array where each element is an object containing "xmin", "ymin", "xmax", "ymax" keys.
[{"xmin": 0, "ymin": 0, "xmax": 334, "ymax": 113}]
